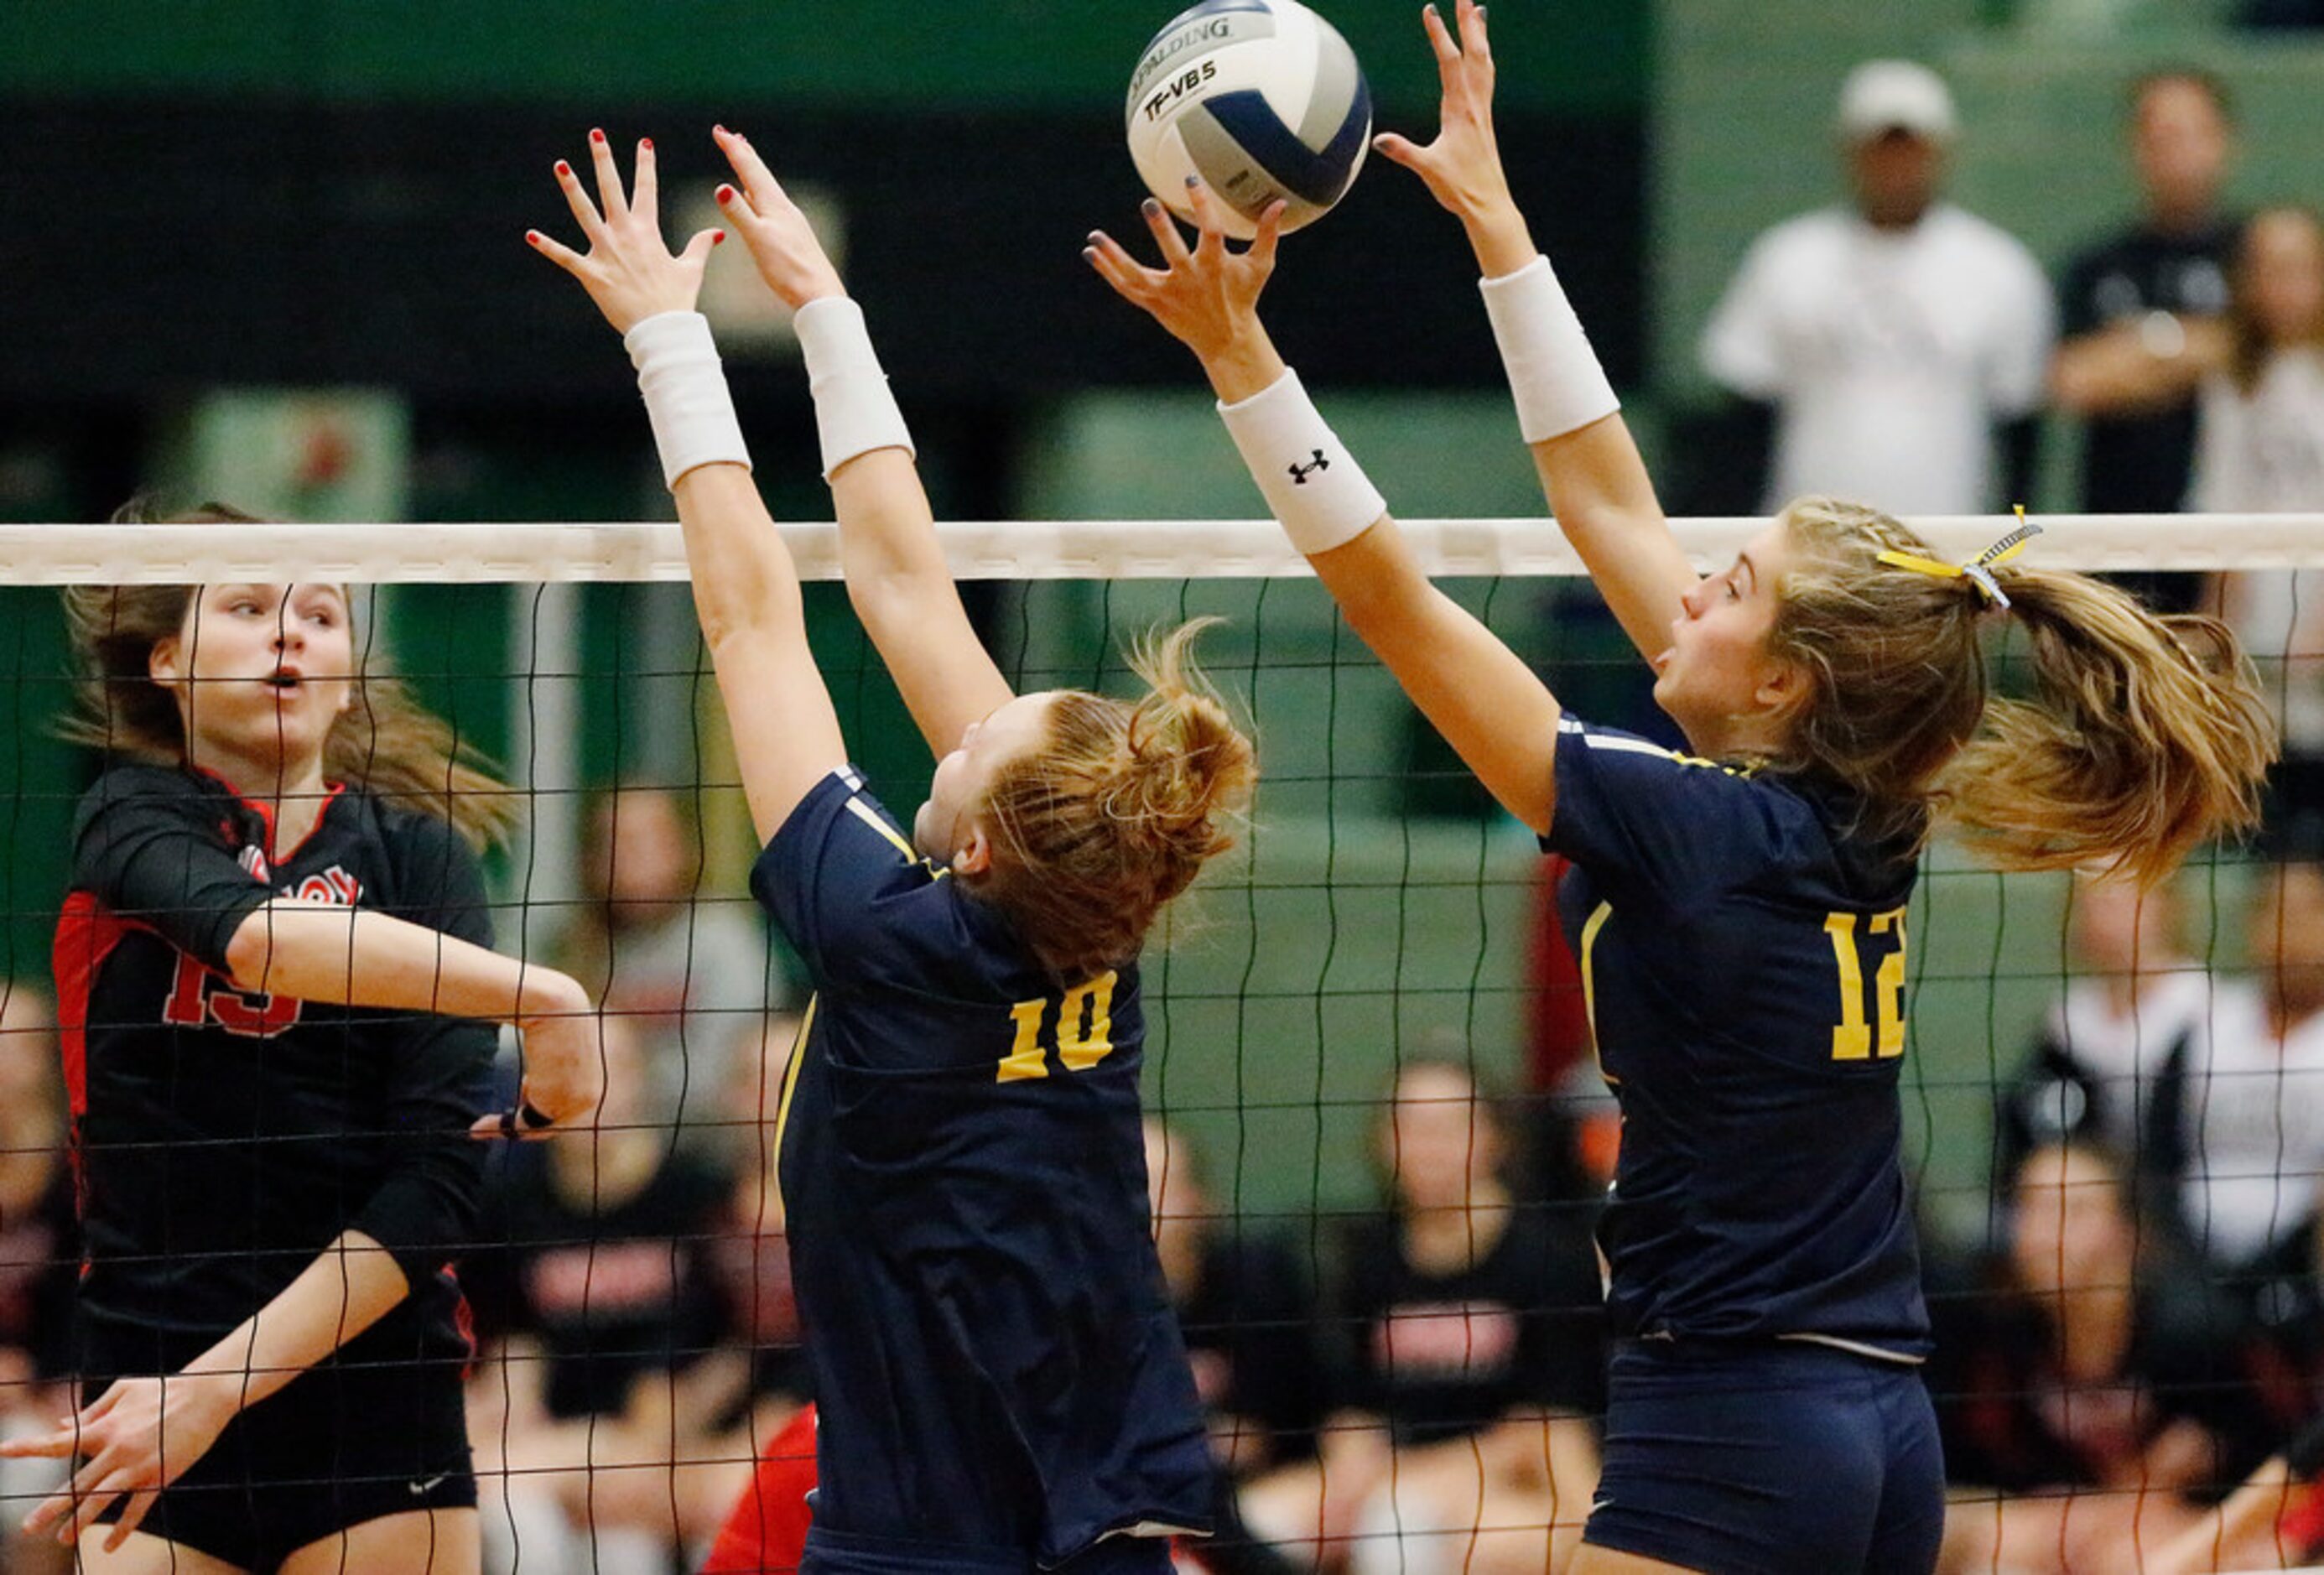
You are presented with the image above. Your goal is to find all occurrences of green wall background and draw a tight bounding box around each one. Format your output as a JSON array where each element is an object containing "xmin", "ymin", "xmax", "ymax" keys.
[{"xmin": 4, "ymin": 1, "xmax": 1646, "ymax": 114}]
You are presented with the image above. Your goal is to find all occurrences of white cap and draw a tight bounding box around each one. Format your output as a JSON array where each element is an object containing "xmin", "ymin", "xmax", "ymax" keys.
[{"xmin": 1836, "ymin": 60, "xmax": 1957, "ymax": 144}]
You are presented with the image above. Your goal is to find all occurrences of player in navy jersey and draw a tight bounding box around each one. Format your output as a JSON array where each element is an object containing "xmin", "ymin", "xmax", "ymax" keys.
[
  {"xmin": 1094, "ymin": 4, "xmax": 2275, "ymax": 1570},
  {"xmin": 0, "ymin": 505, "xmax": 604, "ymax": 1574},
  {"xmin": 530, "ymin": 127, "xmax": 1256, "ymax": 1572}
]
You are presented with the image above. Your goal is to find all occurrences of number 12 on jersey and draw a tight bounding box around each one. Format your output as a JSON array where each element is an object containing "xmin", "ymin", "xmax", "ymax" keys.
[
  {"xmin": 1826, "ymin": 907, "xmax": 1907, "ymax": 1061},
  {"xmin": 997, "ymin": 969, "xmax": 1119, "ymax": 1082}
]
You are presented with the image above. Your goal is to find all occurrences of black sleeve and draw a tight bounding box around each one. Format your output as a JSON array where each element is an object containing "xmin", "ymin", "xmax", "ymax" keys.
[
  {"xmin": 1994, "ymin": 415, "xmax": 2042, "ymax": 511},
  {"xmin": 346, "ymin": 812, "xmax": 501, "ymax": 1289},
  {"xmin": 72, "ymin": 767, "xmax": 271, "ymax": 971}
]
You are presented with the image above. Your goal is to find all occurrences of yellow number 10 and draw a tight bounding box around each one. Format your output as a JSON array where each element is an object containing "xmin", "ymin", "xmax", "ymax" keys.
[
  {"xmin": 997, "ymin": 969, "xmax": 1120, "ymax": 1083},
  {"xmin": 1825, "ymin": 908, "xmax": 1907, "ymax": 1061}
]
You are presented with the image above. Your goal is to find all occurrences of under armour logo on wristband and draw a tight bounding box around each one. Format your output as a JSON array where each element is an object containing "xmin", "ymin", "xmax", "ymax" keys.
[{"xmin": 1288, "ymin": 450, "xmax": 1330, "ymax": 485}]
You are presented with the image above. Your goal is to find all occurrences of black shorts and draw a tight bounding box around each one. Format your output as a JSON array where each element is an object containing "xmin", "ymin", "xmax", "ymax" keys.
[
  {"xmin": 85, "ymin": 1352, "xmax": 475, "ymax": 1570},
  {"xmin": 1584, "ymin": 1339, "xmax": 1945, "ymax": 1575}
]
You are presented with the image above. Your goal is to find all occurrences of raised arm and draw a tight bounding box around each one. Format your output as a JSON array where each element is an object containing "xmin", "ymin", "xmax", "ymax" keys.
[
  {"xmin": 711, "ymin": 127, "xmax": 1013, "ymax": 759},
  {"xmin": 1087, "ymin": 188, "xmax": 1561, "ymax": 834},
  {"xmin": 530, "ymin": 131, "xmax": 849, "ymax": 846},
  {"xmin": 1371, "ymin": 0, "xmax": 1695, "ymax": 665}
]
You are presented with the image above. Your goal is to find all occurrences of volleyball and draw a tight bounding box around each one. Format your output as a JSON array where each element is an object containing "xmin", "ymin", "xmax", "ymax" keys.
[{"xmin": 1126, "ymin": 0, "xmax": 1373, "ymax": 241}]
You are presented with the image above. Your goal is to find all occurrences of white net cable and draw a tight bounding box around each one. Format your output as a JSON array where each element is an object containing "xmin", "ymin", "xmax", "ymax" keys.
[{"xmin": 6, "ymin": 513, "xmax": 2324, "ymax": 583}]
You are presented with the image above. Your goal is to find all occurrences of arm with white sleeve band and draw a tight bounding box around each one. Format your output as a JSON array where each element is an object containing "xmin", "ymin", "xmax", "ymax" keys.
[
  {"xmin": 1215, "ymin": 368, "xmax": 1389, "ymax": 558},
  {"xmin": 793, "ymin": 294, "xmax": 917, "ymax": 479},
  {"xmin": 624, "ymin": 309, "xmax": 752, "ymax": 489},
  {"xmin": 791, "ymin": 292, "xmax": 1011, "ymax": 758},
  {"xmin": 1479, "ymin": 255, "xmax": 1620, "ymax": 443},
  {"xmin": 1478, "ymin": 252, "xmax": 1698, "ymax": 666}
]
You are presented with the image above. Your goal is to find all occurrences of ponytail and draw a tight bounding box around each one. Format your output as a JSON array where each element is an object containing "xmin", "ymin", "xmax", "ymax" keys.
[
  {"xmin": 1771, "ymin": 498, "xmax": 2275, "ymax": 881},
  {"xmin": 1940, "ymin": 572, "xmax": 2274, "ymax": 884},
  {"xmin": 976, "ymin": 618, "xmax": 1258, "ymax": 980}
]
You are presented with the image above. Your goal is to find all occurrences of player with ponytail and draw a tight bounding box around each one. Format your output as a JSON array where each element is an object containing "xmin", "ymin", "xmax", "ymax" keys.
[
  {"xmin": 1094, "ymin": 3, "xmax": 2271, "ymax": 1570},
  {"xmin": 533, "ymin": 126, "xmax": 1253, "ymax": 1572}
]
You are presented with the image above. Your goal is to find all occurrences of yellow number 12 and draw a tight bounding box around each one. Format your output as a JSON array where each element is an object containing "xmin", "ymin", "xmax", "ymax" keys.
[{"xmin": 1825, "ymin": 908, "xmax": 1907, "ymax": 1061}]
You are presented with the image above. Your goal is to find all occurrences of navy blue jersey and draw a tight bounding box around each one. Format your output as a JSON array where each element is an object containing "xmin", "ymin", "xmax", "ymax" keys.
[
  {"xmin": 1546, "ymin": 718, "xmax": 1931, "ymax": 1359},
  {"xmin": 55, "ymin": 764, "xmax": 497, "ymax": 1375},
  {"xmin": 751, "ymin": 770, "xmax": 1212, "ymax": 1564}
]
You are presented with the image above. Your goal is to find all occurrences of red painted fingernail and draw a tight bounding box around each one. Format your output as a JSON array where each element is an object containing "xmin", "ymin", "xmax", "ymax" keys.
[
  {"xmin": 640, "ymin": 136, "xmax": 653, "ymax": 151},
  {"xmin": 713, "ymin": 229, "xmax": 727, "ymax": 244},
  {"xmin": 590, "ymin": 128, "xmax": 606, "ymax": 144},
  {"xmin": 524, "ymin": 230, "xmax": 541, "ymax": 245},
  {"xmin": 554, "ymin": 160, "xmax": 571, "ymax": 177},
  {"xmin": 715, "ymin": 184, "xmax": 736, "ymax": 204}
]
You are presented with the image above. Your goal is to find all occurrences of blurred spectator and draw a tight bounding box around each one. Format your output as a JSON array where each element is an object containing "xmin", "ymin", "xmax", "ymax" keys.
[
  {"xmin": 1994, "ymin": 868, "xmax": 2210, "ymax": 1203},
  {"xmin": 0, "ymin": 987, "xmax": 73, "ymax": 1575},
  {"xmin": 469, "ymin": 1011, "xmax": 732, "ymax": 1422},
  {"xmin": 1333, "ymin": 1056, "xmax": 1604, "ymax": 1442},
  {"xmin": 1701, "ymin": 60, "xmax": 2054, "ymax": 515},
  {"xmin": 2183, "ymin": 850, "xmax": 2324, "ymax": 1285},
  {"xmin": 2050, "ymin": 70, "xmax": 2238, "ymax": 609},
  {"xmin": 1144, "ymin": 1115, "xmax": 1331, "ymax": 1477},
  {"xmin": 2194, "ymin": 208, "xmax": 2324, "ymax": 813},
  {"xmin": 1235, "ymin": 1056, "xmax": 1601, "ymax": 1574},
  {"xmin": 1937, "ymin": 1142, "xmax": 2262, "ymax": 1574},
  {"xmin": 466, "ymin": 1012, "xmax": 744, "ymax": 1575},
  {"xmin": 557, "ymin": 784, "xmax": 790, "ymax": 1155}
]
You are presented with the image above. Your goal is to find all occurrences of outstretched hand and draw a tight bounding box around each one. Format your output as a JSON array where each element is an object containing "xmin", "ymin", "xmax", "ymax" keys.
[
  {"xmin": 529, "ymin": 129, "xmax": 723, "ymax": 335},
  {"xmin": 1084, "ymin": 180, "xmax": 1288, "ymax": 399},
  {"xmin": 710, "ymin": 126, "xmax": 847, "ymax": 311},
  {"xmin": 1370, "ymin": 0, "xmax": 1533, "ymax": 273}
]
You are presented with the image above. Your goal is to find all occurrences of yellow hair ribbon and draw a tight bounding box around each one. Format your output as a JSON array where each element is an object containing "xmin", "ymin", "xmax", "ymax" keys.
[{"xmin": 1875, "ymin": 506, "xmax": 2043, "ymax": 610}]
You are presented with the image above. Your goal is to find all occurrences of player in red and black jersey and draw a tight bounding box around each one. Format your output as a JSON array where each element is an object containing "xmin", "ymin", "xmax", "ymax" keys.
[{"xmin": 2, "ymin": 506, "xmax": 604, "ymax": 1574}]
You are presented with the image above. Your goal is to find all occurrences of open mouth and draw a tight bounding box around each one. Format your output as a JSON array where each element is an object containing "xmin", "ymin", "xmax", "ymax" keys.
[{"xmin": 265, "ymin": 668, "xmax": 305, "ymax": 694}]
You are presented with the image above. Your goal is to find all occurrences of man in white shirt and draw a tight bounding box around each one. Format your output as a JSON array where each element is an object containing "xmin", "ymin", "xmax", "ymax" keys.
[{"xmin": 1701, "ymin": 60, "xmax": 2056, "ymax": 515}]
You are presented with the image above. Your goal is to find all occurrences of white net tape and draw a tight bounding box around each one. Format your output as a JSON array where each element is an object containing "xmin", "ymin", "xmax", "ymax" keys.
[{"xmin": 5, "ymin": 513, "xmax": 2324, "ymax": 583}]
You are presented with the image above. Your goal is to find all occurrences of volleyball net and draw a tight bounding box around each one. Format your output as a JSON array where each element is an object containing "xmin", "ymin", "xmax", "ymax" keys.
[{"xmin": 2, "ymin": 513, "xmax": 2323, "ymax": 1573}]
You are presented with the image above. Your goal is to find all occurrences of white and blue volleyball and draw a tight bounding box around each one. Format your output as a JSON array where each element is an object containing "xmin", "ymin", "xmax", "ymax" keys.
[{"xmin": 1126, "ymin": 0, "xmax": 1372, "ymax": 240}]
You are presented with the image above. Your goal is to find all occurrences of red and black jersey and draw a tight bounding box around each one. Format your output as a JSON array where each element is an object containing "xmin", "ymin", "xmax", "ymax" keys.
[{"xmin": 54, "ymin": 763, "xmax": 498, "ymax": 1377}]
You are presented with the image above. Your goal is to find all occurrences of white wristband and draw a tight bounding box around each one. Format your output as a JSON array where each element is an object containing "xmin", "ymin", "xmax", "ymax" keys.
[
  {"xmin": 793, "ymin": 296, "xmax": 916, "ymax": 481},
  {"xmin": 1479, "ymin": 255, "xmax": 1620, "ymax": 444},
  {"xmin": 624, "ymin": 311, "xmax": 752, "ymax": 490},
  {"xmin": 1215, "ymin": 369, "xmax": 1387, "ymax": 558}
]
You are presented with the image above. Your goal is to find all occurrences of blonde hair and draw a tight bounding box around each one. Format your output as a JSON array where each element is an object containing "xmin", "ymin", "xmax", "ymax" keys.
[
  {"xmin": 1769, "ymin": 496, "xmax": 2273, "ymax": 883},
  {"xmin": 973, "ymin": 618, "xmax": 1257, "ymax": 980},
  {"xmin": 60, "ymin": 502, "xmax": 517, "ymax": 852}
]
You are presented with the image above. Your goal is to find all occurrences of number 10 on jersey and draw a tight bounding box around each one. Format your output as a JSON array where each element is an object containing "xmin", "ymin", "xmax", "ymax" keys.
[
  {"xmin": 997, "ymin": 970, "xmax": 1119, "ymax": 1082},
  {"xmin": 1826, "ymin": 908, "xmax": 1907, "ymax": 1061}
]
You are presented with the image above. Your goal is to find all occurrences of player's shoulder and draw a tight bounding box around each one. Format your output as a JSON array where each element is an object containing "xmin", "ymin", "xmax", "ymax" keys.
[
  {"xmin": 1557, "ymin": 716, "xmax": 1762, "ymax": 789},
  {"xmin": 74, "ymin": 761, "xmax": 215, "ymax": 830}
]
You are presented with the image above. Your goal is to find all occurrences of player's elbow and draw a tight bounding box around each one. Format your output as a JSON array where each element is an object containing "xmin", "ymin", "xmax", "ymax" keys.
[{"xmin": 223, "ymin": 902, "xmax": 282, "ymax": 992}]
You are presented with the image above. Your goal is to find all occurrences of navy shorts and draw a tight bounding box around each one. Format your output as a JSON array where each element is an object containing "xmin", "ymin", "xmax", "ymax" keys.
[
  {"xmin": 803, "ymin": 1524, "xmax": 1175, "ymax": 1574},
  {"xmin": 86, "ymin": 1354, "xmax": 475, "ymax": 1570},
  {"xmin": 1583, "ymin": 1339, "xmax": 1945, "ymax": 1575}
]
